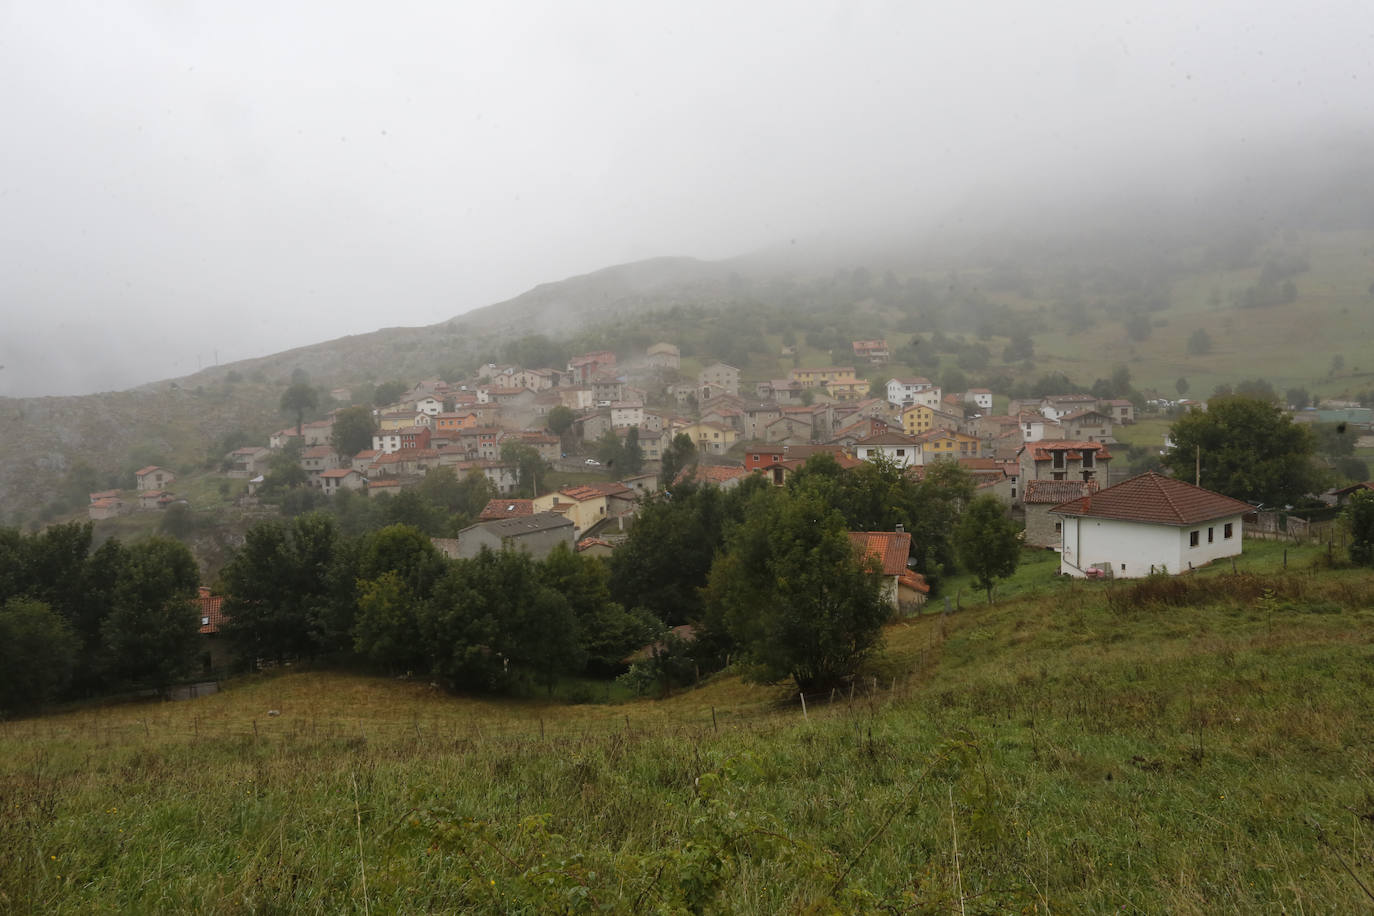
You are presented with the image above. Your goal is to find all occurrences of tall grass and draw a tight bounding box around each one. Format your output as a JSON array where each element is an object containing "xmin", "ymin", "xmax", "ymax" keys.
[{"xmin": 4, "ymin": 563, "xmax": 1374, "ymax": 912}]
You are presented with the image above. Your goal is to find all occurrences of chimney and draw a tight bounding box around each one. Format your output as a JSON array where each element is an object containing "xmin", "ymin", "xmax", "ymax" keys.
[
  {"xmin": 895, "ymin": 523, "xmax": 904, "ymax": 533},
  {"xmin": 198, "ymin": 586, "xmax": 211, "ymax": 599}
]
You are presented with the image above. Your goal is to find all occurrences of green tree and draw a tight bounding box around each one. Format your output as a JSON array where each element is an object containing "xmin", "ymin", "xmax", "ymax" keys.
[
  {"xmin": 1346, "ymin": 490, "xmax": 1374, "ymax": 566},
  {"xmin": 705, "ymin": 489, "xmax": 888, "ymax": 690},
  {"xmin": 221, "ymin": 514, "xmax": 345, "ymax": 663},
  {"xmin": 262, "ymin": 439, "xmax": 308, "ymax": 493},
  {"xmin": 541, "ymin": 543, "xmax": 657, "ymax": 675},
  {"xmin": 1176, "ymin": 377, "xmax": 1190, "ymax": 397},
  {"xmin": 500, "ymin": 442, "xmax": 549, "ymax": 497},
  {"xmin": 1163, "ymin": 396, "xmax": 1322, "ymax": 506},
  {"xmin": 416, "ymin": 466, "xmax": 496, "ymax": 526},
  {"xmin": 280, "ymin": 381, "xmax": 319, "ymax": 437},
  {"xmin": 956, "ymin": 495, "xmax": 1021, "ymax": 603},
  {"xmin": 1186, "ymin": 328, "xmax": 1213, "ymax": 356},
  {"xmin": 659, "ymin": 432, "xmax": 698, "ymax": 489},
  {"xmin": 424, "ymin": 548, "xmax": 584, "ymax": 693},
  {"xmin": 159, "ymin": 502, "xmax": 196, "ymax": 540},
  {"xmin": 331, "ymin": 405, "xmax": 377, "ymax": 457},
  {"xmin": 0, "ymin": 597, "xmax": 80, "ymax": 712},
  {"xmin": 101, "ymin": 536, "xmax": 200, "ymax": 688},
  {"xmin": 546, "ymin": 405, "xmax": 576, "ymax": 441},
  {"xmin": 380, "ymin": 489, "xmax": 449, "ymax": 535},
  {"xmin": 594, "ymin": 429, "xmax": 623, "ymax": 470},
  {"xmin": 621, "ymin": 426, "xmax": 644, "ymax": 475},
  {"xmin": 371, "ymin": 379, "xmax": 408, "ymax": 407},
  {"xmin": 353, "ymin": 571, "xmax": 429, "ymax": 673},
  {"xmin": 610, "ymin": 483, "xmax": 733, "ymax": 625}
]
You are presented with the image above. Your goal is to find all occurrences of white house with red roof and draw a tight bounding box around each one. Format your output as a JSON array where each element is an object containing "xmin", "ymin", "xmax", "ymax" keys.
[
  {"xmin": 1051, "ymin": 471, "xmax": 1251, "ymax": 578},
  {"xmin": 855, "ymin": 431, "xmax": 923, "ymax": 468}
]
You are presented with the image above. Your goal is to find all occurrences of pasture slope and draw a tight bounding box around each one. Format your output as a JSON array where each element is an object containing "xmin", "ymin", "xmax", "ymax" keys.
[{"xmin": 4, "ymin": 540, "xmax": 1374, "ymax": 913}]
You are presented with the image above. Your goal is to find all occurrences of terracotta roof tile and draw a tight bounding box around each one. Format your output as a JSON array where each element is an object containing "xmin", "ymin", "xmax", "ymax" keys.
[
  {"xmin": 198, "ymin": 590, "xmax": 227, "ymax": 634},
  {"xmin": 479, "ymin": 498, "xmax": 534, "ymax": 520},
  {"xmin": 1050, "ymin": 471, "xmax": 1252, "ymax": 525},
  {"xmin": 1023, "ymin": 440, "xmax": 1113, "ymax": 461},
  {"xmin": 1024, "ymin": 479, "xmax": 1098, "ymax": 504},
  {"xmin": 848, "ymin": 531, "xmax": 912, "ymax": 576}
]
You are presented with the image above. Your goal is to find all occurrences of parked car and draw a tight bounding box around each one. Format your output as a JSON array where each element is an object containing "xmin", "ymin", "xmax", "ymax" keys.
[{"xmin": 584, "ymin": 458, "xmax": 601, "ymax": 466}]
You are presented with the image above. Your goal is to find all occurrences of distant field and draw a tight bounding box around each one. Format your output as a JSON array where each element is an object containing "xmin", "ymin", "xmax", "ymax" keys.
[{"xmin": 5, "ymin": 541, "xmax": 1373, "ymax": 912}]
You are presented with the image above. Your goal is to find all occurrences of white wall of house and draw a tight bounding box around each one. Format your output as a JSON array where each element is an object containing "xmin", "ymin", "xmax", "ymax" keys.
[
  {"xmin": 610, "ymin": 403, "xmax": 645, "ymax": 428},
  {"xmin": 857, "ymin": 443, "xmax": 923, "ymax": 468},
  {"xmin": 964, "ymin": 391, "xmax": 993, "ymax": 412},
  {"xmin": 1060, "ymin": 513, "xmax": 1243, "ymax": 578},
  {"xmin": 885, "ymin": 379, "xmax": 941, "ymax": 408}
]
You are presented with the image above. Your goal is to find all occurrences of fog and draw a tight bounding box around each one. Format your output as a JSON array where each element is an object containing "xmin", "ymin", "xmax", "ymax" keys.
[{"xmin": 1, "ymin": 1, "xmax": 1369, "ymax": 397}]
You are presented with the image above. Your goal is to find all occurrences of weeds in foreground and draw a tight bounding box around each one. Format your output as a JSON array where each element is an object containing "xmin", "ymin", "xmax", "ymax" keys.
[{"xmin": 3, "ymin": 565, "xmax": 1374, "ymax": 912}]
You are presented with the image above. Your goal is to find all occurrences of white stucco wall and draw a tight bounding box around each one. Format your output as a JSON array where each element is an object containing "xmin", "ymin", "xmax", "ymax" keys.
[
  {"xmin": 1060, "ymin": 513, "xmax": 1243, "ymax": 578},
  {"xmin": 859, "ymin": 443, "xmax": 922, "ymax": 468}
]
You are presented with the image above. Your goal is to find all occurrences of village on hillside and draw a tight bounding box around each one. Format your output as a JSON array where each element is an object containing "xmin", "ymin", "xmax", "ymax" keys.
[{"xmin": 80, "ymin": 336, "xmax": 1372, "ymax": 582}]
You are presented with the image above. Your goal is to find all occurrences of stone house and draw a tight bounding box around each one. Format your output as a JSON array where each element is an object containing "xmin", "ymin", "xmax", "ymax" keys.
[
  {"xmin": 135, "ymin": 466, "xmax": 175, "ymax": 492},
  {"xmin": 698, "ymin": 363, "xmax": 741, "ymax": 399}
]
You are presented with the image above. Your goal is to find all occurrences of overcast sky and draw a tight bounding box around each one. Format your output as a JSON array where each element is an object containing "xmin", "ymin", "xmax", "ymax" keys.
[{"xmin": 1, "ymin": 1, "xmax": 1369, "ymax": 397}]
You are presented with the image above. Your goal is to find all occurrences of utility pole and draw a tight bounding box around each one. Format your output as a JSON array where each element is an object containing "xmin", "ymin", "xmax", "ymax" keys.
[{"xmin": 1195, "ymin": 445, "xmax": 1200, "ymax": 487}]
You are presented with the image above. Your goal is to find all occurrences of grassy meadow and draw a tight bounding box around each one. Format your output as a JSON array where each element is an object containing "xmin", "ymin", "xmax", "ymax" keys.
[{"xmin": 5, "ymin": 541, "xmax": 1374, "ymax": 913}]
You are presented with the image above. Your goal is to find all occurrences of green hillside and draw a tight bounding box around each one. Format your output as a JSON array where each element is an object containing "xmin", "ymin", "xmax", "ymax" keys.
[
  {"xmin": 5, "ymin": 220, "xmax": 1374, "ymax": 526},
  {"xmin": 5, "ymin": 541, "xmax": 1374, "ymax": 912}
]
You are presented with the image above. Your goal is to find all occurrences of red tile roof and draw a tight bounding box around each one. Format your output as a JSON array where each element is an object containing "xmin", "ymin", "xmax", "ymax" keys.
[
  {"xmin": 898, "ymin": 571, "xmax": 931, "ymax": 594},
  {"xmin": 848, "ymin": 531, "xmax": 912, "ymax": 576},
  {"xmin": 1050, "ymin": 471, "xmax": 1252, "ymax": 526},
  {"xmin": 1023, "ymin": 440, "xmax": 1113, "ymax": 461},
  {"xmin": 1024, "ymin": 479, "xmax": 1098, "ymax": 504},
  {"xmin": 480, "ymin": 498, "xmax": 534, "ymax": 520},
  {"xmin": 676, "ymin": 464, "xmax": 749, "ymax": 486},
  {"xmin": 198, "ymin": 588, "xmax": 227, "ymax": 634},
  {"xmin": 558, "ymin": 485, "xmax": 607, "ymax": 502}
]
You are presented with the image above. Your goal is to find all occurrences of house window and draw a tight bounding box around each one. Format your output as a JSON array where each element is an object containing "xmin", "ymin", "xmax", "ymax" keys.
[
  {"xmin": 1189, "ymin": 530, "xmax": 1200, "ymax": 547},
  {"xmin": 1224, "ymin": 522, "xmax": 1234, "ymax": 539},
  {"xmin": 1053, "ymin": 472, "xmax": 1066, "ymax": 481},
  {"xmin": 896, "ymin": 449, "xmax": 905, "ymax": 457},
  {"xmin": 1054, "ymin": 522, "xmax": 1062, "ymax": 533},
  {"xmin": 1081, "ymin": 451, "xmax": 1094, "ymax": 468},
  {"xmin": 1208, "ymin": 527, "xmax": 1214, "ymax": 543},
  {"xmin": 1052, "ymin": 451, "xmax": 1066, "ymax": 469}
]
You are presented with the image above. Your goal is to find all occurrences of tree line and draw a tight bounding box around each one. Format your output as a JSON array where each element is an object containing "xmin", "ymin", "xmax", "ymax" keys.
[
  {"xmin": 1, "ymin": 455, "xmax": 1021, "ymax": 715},
  {"xmin": 0, "ymin": 525, "xmax": 202, "ymax": 713}
]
